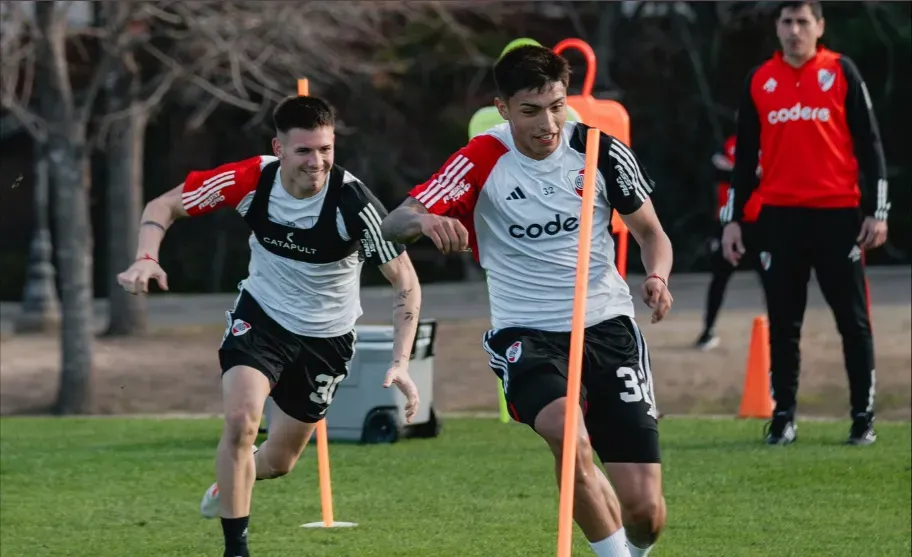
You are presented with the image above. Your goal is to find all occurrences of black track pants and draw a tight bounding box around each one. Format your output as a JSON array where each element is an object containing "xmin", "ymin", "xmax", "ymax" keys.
[
  {"xmin": 758, "ymin": 206, "xmax": 875, "ymax": 419},
  {"xmin": 702, "ymin": 223, "xmax": 769, "ymax": 333}
]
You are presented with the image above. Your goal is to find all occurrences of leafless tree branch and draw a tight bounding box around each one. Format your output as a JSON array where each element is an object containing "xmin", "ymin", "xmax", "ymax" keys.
[
  {"xmin": 141, "ymin": 41, "xmax": 258, "ymax": 112},
  {"xmin": 6, "ymin": 0, "xmax": 505, "ymax": 138},
  {"xmin": 0, "ymin": 1, "xmax": 48, "ymax": 141},
  {"xmin": 92, "ymin": 66, "xmax": 180, "ymax": 150},
  {"xmin": 0, "ymin": 96, "xmax": 48, "ymax": 141},
  {"xmin": 138, "ymin": 70, "xmax": 180, "ymax": 114},
  {"xmin": 44, "ymin": 3, "xmax": 74, "ymax": 118},
  {"xmin": 75, "ymin": 2, "xmax": 139, "ymax": 126},
  {"xmin": 187, "ymin": 96, "xmax": 221, "ymax": 131}
]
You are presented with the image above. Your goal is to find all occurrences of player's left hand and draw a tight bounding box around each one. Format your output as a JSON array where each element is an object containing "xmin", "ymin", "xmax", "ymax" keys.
[
  {"xmin": 383, "ymin": 364, "xmax": 420, "ymax": 423},
  {"xmin": 642, "ymin": 275, "xmax": 673, "ymax": 324},
  {"xmin": 857, "ymin": 216, "xmax": 888, "ymax": 251}
]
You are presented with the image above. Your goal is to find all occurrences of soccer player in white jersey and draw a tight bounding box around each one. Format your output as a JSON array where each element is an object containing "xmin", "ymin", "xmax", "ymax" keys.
[
  {"xmin": 116, "ymin": 95, "xmax": 422, "ymax": 557},
  {"xmin": 381, "ymin": 45, "xmax": 673, "ymax": 557}
]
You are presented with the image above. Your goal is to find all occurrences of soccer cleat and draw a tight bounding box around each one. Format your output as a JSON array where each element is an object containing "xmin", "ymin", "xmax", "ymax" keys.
[
  {"xmin": 764, "ymin": 413, "xmax": 797, "ymax": 445},
  {"xmin": 694, "ymin": 330, "xmax": 720, "ymax": 351},
  {"xmin": 200, "ymin": 482, "xmax": 221, "ymax": 519},
  {"xmin": 201, "ymin": 445, "xmax": 259, "ymax": 519},
  {"xmin": 846, "ymin": 414, "xmax": 877, "ymax": 446}
]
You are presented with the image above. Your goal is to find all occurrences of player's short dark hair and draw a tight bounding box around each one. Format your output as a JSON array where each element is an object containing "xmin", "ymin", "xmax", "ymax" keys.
[
  {"xmin": 272, "ymin": 95, "xmax": 335, "ymax": 134},
  {"xmin": 493, "ymin": 45, "xmax": 571, "ymax": 101},
  {"xmin": 776, "ymin": 1, "xmax": 823, "ymax": 20}
]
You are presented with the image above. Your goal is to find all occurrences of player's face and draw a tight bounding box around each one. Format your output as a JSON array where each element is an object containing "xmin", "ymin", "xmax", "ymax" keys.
[
  {"xmin": 777, "ymin": 5, "xmax": 824, "ymax": 62},
  {"xmin": 273, "ymin": 126, "xmax": 335, "ymax": 189},
  {"xmin": 498, "ymin": 82, "xmax": 568, "ymax": 160}
]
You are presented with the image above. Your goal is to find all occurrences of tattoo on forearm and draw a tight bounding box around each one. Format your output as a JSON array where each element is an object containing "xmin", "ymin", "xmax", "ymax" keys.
[
  {"xmin": 392, "ymin": 284, "xmax": 419, "ymax": 365},
  {"xmin": 386, "ymin": 210, "xmax": 422, "ymax": 242}
]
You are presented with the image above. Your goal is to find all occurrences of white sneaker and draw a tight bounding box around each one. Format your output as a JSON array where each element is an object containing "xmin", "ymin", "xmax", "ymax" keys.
[{"xmin": 200, "ymin": 444, "xmax": 259, "ymax": 519}]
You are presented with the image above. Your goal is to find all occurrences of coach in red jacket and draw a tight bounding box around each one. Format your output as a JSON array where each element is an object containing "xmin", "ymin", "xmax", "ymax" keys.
[{"xmin": 721, "ymin": 1, "xmax": 889, "ymax": 446}]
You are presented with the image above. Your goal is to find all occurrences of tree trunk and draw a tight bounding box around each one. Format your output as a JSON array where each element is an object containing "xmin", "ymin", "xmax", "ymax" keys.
[
  {"xmin": 105, "ymin": 59, "xmax": 148, "ymax": 336},
  {"xmin": 50, "ymin": 126, "xmax": 95, "ymax": 415},
  {"xmin": 15, "ymin": 139, "xmax": 61, "ymax": 333},
  {"xmin": 16, "ymin": 36, "xmax": 61, "ymax": 334}
]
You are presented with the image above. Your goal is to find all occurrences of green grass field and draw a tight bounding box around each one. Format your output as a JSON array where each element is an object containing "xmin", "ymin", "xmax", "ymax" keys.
[{"xmin": 1, "ymin": 417, "xmax": 910, "ymax": 557}]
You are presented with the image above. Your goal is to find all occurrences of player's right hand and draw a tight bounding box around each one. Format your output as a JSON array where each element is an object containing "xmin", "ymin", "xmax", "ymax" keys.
[
  {"xmin": 418, "ymin": 214, "xmax": 469, "ymax": 254},
  {"xmin": 117, "ymin": 258, "xmax": 169, "ymax": 295},
  {"xmin": 721, "ymin": 222, "xmax": 745, "ymax": 266},
  {"xmin": 642, "ymin": 276, "xmax": 673, "ymax": 324},
  {"xmin": 383, "ymin": 364, "xmax": 420, "ymax": 423}
]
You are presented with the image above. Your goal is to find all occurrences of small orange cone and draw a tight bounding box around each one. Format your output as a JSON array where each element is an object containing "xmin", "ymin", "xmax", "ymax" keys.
[{"xmin": 737, "ymin": 315, "xmax": 774, "ymax": 419}]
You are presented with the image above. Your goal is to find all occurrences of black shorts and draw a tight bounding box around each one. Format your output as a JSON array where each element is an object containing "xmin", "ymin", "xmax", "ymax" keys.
[
  {"xmin": 218, "ymin": 291, "xmax": 355, "ymax": 423},
  {"xmin": 483, "ymin": 316, "xmax": 660, "ymax": 463}
]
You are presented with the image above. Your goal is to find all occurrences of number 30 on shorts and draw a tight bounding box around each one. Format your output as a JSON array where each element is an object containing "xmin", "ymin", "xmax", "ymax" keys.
[
  {"xmin": 617, "ymin": 366, "xmax": 657, "ymax": 419},
  {"xmin": 309, "ymin": 374, "xmax": 346, "ymax": 412}
]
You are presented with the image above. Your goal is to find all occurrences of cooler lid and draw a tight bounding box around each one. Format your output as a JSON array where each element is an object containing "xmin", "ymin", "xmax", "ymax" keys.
[{"xmin": 354, "ymin": 324, "xmax": 395, "ymax": 342}]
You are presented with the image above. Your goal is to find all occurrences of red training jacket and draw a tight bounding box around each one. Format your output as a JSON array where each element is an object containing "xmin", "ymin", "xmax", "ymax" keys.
[{"xmin": 725, "ymin": 46, "xmax": 889, "ymax": 223}]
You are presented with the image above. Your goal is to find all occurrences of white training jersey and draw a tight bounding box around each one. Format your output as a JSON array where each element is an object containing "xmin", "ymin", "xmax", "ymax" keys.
[
  {"xmin": 181, "ymin": 155, "xmax": 403, "ymax": 337},
  {"xmin": 409, "ymin": 121, "xmax": 656, "ymax": 332}
]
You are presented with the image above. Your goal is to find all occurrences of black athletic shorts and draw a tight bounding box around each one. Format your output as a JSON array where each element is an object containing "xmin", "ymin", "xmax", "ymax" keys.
[
  {"xmin": 218, "ymin": 290, "xmax": 355, "ymax": 423},
  {"xmin": 483, "ymin": 316, "xmax": 660, "ymax": 463}
]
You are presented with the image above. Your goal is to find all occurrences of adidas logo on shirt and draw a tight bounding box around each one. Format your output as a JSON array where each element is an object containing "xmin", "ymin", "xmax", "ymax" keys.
[{"xmin": 506, "ymin": 187, "xmax": 527, "ymax": 201}]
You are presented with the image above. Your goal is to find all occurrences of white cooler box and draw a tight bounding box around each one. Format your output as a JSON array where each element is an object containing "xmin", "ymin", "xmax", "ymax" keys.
[{"xmin": 263, "ymin": 319, "xmax": 441, "ymax": 444}]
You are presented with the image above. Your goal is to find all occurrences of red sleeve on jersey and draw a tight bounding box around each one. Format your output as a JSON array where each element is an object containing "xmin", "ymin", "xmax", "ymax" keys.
[
  {"xmin": 716, "ymin": 135, "xmax": 763, "ymax": 223},
  {"xmin": 742, "ymin": 192, "xmax": 763, "ymax": 223},
  {"xmin": 180, "ymin": 156, "xmax": 267, "ymax": 216},
  {"xmin": 723, "ymin": 135, "xmax": 737, "ymax": 165},
  {"xmin": 408, "ymin": 134, "xmax": 508, "ymax": 219},
  {"xmin": 716, "ymin": 183, "xmax": 731, "ymax": 221}
]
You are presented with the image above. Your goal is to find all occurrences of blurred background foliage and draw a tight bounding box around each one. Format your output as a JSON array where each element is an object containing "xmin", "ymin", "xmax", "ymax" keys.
[{"xmin": 1, "ymin": 1, "xmax": 908, "ymax": 300}]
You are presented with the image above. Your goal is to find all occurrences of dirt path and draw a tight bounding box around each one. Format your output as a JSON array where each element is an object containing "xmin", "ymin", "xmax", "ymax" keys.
[{"xmin": 2, "ymin": 305, "xmax": 909, "ymax": 420}]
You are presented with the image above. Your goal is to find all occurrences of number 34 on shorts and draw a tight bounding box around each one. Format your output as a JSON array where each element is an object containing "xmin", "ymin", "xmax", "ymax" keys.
[{"xmin": 616, "ymin": 365, "xmax": 657, "ymax": 419}]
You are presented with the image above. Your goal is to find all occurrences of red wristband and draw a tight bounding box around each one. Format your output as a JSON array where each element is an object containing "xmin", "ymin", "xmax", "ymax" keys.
[
  {"xmin": 645, "ymin": 274, "xmax": 667, "ymax": 287},
  {"xmin": 137, "ymin": 253, "xmax": 158, "ymax": 265}
]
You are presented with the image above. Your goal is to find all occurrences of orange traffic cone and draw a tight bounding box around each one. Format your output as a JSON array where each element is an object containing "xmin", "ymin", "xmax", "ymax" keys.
[{"xmin": 737, "ymin": 315, "xmax": 774, "ymax": 419}]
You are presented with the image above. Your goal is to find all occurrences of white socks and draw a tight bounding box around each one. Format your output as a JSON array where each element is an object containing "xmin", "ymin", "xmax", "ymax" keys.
[
  {"xmin": 590, "ymin": 527, "xmax": 631, "ymax": 557},
  {"xmin": 627, "ymin": 541, "xmax": 654, "ymax": 557}
]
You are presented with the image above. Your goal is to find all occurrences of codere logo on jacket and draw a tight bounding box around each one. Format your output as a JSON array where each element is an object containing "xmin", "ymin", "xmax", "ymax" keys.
[{"xmin": 767, "ymin": 102, "xmax": 831, "ymax": 125}]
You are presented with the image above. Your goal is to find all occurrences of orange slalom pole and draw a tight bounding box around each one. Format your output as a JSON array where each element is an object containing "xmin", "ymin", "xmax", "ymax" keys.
[
  {"xmin": 557, "ymin": 127, "xmax": 601, "ymax": 557},
  {"xmin": 316, "ymin": 419, "xmax": 334, "ymax": 527},
  {"xmin": 297, "ymin": 76, "xmax": 335, "ymax": 528}
]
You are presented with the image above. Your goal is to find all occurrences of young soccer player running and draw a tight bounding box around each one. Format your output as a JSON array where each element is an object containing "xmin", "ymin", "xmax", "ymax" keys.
[
  {"xmin": 381, "ymin": 45, "xmax": 673, "ymax": 557},
  {"xmin": 117, "ymin": 95, "xmax": 422, "ymax": 557}
]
